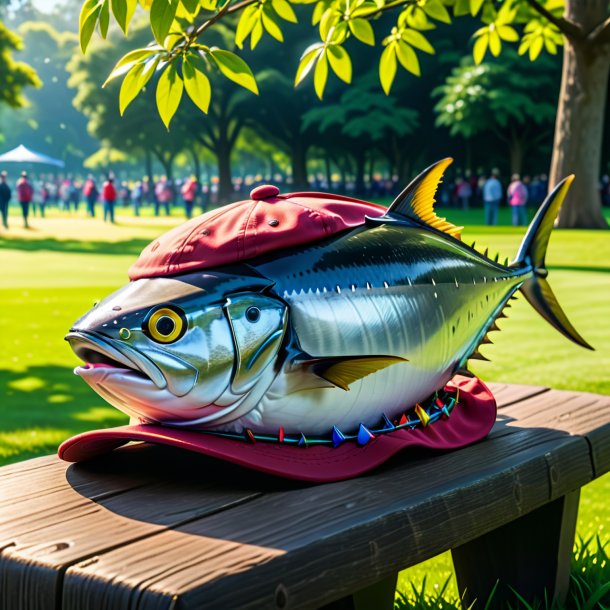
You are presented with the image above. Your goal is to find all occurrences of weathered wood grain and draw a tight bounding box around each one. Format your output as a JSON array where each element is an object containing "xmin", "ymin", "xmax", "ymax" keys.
[{"xmin": 0, "ymin": 385, "xmax": 607, "ymax": 610}]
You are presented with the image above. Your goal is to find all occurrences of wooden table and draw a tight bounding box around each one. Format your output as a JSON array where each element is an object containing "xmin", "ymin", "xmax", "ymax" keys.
[{"xmin": 1, "ymin": 383, "xmax": 609, "ymax": 610}]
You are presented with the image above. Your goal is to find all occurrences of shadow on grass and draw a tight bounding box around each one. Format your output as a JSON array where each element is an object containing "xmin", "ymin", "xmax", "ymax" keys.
[
  {"xmin": 0, "ymin": 236, "xmax": 151, "ymax": 256},
  {"xmin": 0, "ymin": 364, "xmax": 127, "ymax": 465},
  {"xmin": 394, "ymin": 536, "xmax": 610, "ymax": 609}
]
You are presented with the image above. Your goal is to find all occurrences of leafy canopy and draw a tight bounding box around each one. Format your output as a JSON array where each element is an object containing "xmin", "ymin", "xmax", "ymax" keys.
[
  {"xmin": 78, "ymin": 0, "xmax": 567, "ymax": 128},
  {"xmin": 433, "ymin": 50, "xmax": 557, "ymax": 139}
]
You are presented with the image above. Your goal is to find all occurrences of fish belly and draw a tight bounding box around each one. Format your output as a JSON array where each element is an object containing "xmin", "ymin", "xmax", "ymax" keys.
[{"xmin": 244, "ymin": 276, "xmax": 519, "ymax": 435}]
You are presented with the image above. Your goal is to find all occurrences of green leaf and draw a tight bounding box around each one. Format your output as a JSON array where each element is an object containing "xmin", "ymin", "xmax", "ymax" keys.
[
  {"xmin": 348, "ymin": 18, "xmax": 374, "ymax": 45},
  {"xmin": 150, "ymin": 0, "xmax": 178, "ymax": 45},
  {"xmin": 379, "ymin": 43, "xmax": 397, "ymax": 94},
  {"xmin": 103, "ymin": 48, "xmax": 158, "ymax": 86},
  {"xmin": 250, "ymin": 18, "xmax": 264, "ymax": 48},
  {"xmin": 453, "ymin": 0, "xmax": 469, "ymax": 17},
  {"xmin": 272, "ymin": 0, "xmax": 297, "ymax": 22},
  {"xmin": 470, "ymin": 0, "xmax": 485, "ymax": 16},
  {"xmin": 544, "ymin": 36, "xmax": 557, "ymax": 54},
  {"xmin": 421, "ymin": 0, "xmax": 450, "ymax": 24},
  {"xmin": 112, "ymin": 0, "xmax": 138, "ymax": 33},
  {"xmin": 319, "ymin": 8, "xmax": 339, "ymax": 40},
  {"xmin": 209, "ymin": 48, "xmax": 259, "ymax": 94},
  {"xmin": 295, "ymin": 46, "xmax": 321, "ymax": 85},
  {"xmin": 99, "ymin": 0, "xmax": 110, "ymax": 37},
  {"xmin": 401, "ymin": 29, "xmax": 434, "ymax": 54},
  {"xmin": 489, "ymin": 29, "xmax": 501, "ymax": 56},
  {"xmin": 529, "ymin": 35, "xmax": 543, "ymax": 60},
  {"xmin": 314, "ymin": 51, "xmax": 328, "ymax": 98},
  {"xmin": 79, "ymin": 0, "xmax": 101, "ymax": 53},
  {"xmin": 473, "ymin": 33, "xmax": 488, "ymax": 64},
  {"xmin": 183, "ymin": 58, "xmax": 211, "ymax": 113},
  {"xmin": 262, "ymin": 9, "xmax": 284, "ymax": 41},
  {"xmin": 497, "ymin": 25, "xmax": 518, "ymax": 42},
  {"xmin": 156, "ymin": 63, "xmax": 183, "ymax": 128},
  {"xmin": 235, "ymin": 4, "xmax": 259, "ymax": 49},
  {"xmin": 327, "ymin": 45, "xmax": 351, "ymax": 83},
  {"xmin": 120, "ymin": 62, "xmax": 146, "ymax": 114},
  {"xmin": 396, "ymin": 41, "xmax": 420, "ymax": 76}
]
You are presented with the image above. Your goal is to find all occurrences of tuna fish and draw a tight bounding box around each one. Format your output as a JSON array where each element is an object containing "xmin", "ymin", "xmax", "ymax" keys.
[{"xmin": 66, "ymin": 159, "xmax": 591, "ymax": 440}]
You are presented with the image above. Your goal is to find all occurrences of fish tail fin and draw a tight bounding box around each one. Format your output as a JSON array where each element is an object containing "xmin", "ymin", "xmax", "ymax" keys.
[{"xmin": 512, "ymin": 175, "xmax": 593, "ymax": 350}]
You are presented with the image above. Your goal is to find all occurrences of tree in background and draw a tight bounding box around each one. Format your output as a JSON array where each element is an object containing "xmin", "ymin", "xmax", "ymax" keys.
[
  {"xmin": 0, "ymin": 14, "xmax": 40, "ymax": 131},
  {"xmin": 1, "ymin": 22, "xmax": 97, "ymax": 168},
  {"xmin": 434, "ymin": 51, "xmax": 558, "ymax": 175},
  {"xmin": 302, "ymin": 74, "xmax": 419, "ymax": 193},
  {"xmin": 76, "ymin": 0, "xmax": 610, "ymax": 228}
]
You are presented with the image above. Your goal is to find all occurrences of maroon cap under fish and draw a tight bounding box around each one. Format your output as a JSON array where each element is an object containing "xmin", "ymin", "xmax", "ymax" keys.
[
  {"xmin": 59, "ymin": 375, "xmax": 496, "ymax": 482},
  {"xmin": 129, "ymin": 185, "xmax": 386, "ymax": 280}
]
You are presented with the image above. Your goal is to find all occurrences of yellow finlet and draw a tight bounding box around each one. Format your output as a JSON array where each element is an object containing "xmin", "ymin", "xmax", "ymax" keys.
[{"xmin": 388, "ymin": 158, "xmax": 464, "ymax": 240}]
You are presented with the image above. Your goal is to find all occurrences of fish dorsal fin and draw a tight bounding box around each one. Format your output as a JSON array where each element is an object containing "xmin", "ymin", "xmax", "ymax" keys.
[
  {"xmin": 387, "ymin": 158, "xmax": 463, "ymax": 239},
  {"xmin": 310, "ymin": 355, "xmax": 407, "ymax": 391}
]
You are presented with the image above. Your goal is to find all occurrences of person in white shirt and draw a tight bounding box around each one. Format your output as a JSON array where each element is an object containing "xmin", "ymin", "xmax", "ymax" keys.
[{"xmin": 482, "ymin": 169, "xmax": 502, "ymax": 225}]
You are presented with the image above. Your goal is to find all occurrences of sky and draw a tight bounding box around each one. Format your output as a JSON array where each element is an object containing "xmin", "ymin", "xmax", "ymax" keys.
[{"xmin": 31, "ymin": 0, "xmax": 63, "ymax": 11}]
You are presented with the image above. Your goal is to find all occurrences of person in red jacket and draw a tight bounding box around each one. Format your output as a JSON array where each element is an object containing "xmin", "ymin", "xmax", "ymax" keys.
[
  {"xmin": 16, "ymin": 171, "xmax": 34, "ymax": 228},
  {"xmin": 102, "ymin": 176, "xmax": 117, "ymax": 224},
  {"xmin": 181, "ymin": 176, "xmax": 199, "ymax": 218}
]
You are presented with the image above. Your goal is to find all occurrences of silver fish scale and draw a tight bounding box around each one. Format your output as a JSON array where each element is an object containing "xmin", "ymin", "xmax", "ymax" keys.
[{"xmin": 242, "ymin": 223, "xmax": 526, "ymax": 434}]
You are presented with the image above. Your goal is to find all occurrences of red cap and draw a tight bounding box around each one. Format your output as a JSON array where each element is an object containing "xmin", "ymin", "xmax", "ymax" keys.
[
  {"xmin": 129, "ymin": 186, "xmax": 385, "ymax": 280},
  {"xmin": 58, "ymin": 375, "xmax": 496, "ymax": 482}
]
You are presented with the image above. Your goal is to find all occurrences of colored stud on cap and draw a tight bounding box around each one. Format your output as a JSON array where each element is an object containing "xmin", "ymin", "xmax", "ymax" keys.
[
  {"xmin": 332, "ymin": 426, "xmax": 346, "ymax": 447},
  {"xmin": 382, "ymin": 414, "xmax": 395, "ymax": 431},
  {"xmin": 250, "ymin": 184, "xmax": 280, "ymax": 200},
  {"xmin": 414, "ymin": 404, "xmax": 431, "ymax": 427},
  {"xmin": 298, "ymin": 433, "xmax": 308, "ymax": 447},
  {"xmin": 357, "ymin": 424, "xmax": 375, "ymax": 445}
]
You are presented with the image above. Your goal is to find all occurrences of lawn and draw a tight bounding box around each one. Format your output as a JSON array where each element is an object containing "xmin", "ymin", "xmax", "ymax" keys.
[{"xmin": 0, "ymin": 202, "xmax": 609, "ymax": 607}]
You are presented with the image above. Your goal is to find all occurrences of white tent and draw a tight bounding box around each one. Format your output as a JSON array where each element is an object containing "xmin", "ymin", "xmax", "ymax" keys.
[{"xmin": 0, "ymin": 144, "xmax": 64, "ymax": 168}]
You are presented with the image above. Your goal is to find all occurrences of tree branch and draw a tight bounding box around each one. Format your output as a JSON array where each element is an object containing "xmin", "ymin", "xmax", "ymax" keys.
[
  {"xmin": 522, "ymin": 0, "xmax": 583, "ymax": 40},
  {"xmin": 588, "ymin": 15, "xmax": 610, "ymax": 46}
]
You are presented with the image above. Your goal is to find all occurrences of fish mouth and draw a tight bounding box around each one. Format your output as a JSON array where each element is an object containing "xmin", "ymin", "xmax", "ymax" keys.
[{"xmin": 65, "ymin": 331, "xmax": 167, "ymax": 389}]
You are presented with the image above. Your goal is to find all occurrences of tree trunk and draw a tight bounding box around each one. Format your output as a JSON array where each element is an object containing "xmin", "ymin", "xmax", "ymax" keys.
[
  {"xmin": 509, "ymin": 132, "xmax": 524, "ymax": 176},
  {"xmin": 550, "ymin": 0, "xmax": 610, "ymax": 228},
  {"xmin": 354, "ymin": 149, "xmax": 366, "ymax": 196},
  {"xmin": 144, "ymin": 149, "xmax": 154, "ymax": 202},
  {"xmin": 325, "ymin": 153, "xmax": 332, "ymax": 189},
  {"xmin": 291, "ymin": 141, "xmax": 308, "ymax": 190},
  {"xmin": 190, "ymin": 149, "xmax": 201, "ymax": 182}
]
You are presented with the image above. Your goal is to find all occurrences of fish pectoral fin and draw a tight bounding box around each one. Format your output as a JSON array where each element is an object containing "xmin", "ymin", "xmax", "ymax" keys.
[
  {"xmin": 387, "ymin": 158, "xmax": 463, "ymax": 239},
  {"xmin": 303, "ymin": 355, "xmax": 408, "ymax": 391}
]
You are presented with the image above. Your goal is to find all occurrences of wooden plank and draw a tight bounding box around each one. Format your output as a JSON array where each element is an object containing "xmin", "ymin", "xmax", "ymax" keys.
[
  {"xmin": 2, "ymin": 385, "xmax": 608, "ymax": 610},
  {"xmin": 0, "ymin": 445, "xmax": 266, "ymax": 610},
  {"xmin": 62, "ymin": 428, "xmax": 593, "ymax": 609},
  {"xmin": 486, "ymin": 383, "xmax": 549, "ymax": 409}
]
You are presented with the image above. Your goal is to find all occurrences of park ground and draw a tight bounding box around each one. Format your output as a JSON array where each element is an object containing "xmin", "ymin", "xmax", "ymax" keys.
[{"xmin": 0, "ymin": 203, "xmax": 609, "ymax": 606}]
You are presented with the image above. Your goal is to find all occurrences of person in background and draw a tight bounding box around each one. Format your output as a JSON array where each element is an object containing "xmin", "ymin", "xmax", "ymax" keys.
[
  {"xmin": 482, "ymin": 169, "xmax": 502, "ymax": 226},
  {"xmin": 154, "ymin": 176, "xmax": 171, "ymax": 216},
  {"xmin": 507, "ymin": 173, "xmax": 528, "ymax": 226},
  {"xmin": 456, "ymin": 177, "xmax": 472, "ymax": 210},
  {"xmin": 119, "ymin": 181, "xmax": 131, "ymax": 207},
  {"xmin": 40, "ymin": 180, "xmax": 50, "ymax": 217},
  {"xmin": 83, "ymin": 174, "xmax": 99, "ymax": 217},
  {"xmin": 102, "ymin": 176, "xmax": 117, "ymax": 224},
  {"xmin": 131, "ymin": 180, "xmax": 143, "ymax": 216},
  {"xmin": 181, "ymin": 175, "xmax": 199, "ymax": 218},
  {"xmin": 0, "ymin": 171, "xmax": 11, "ymax": 229},
  {"xmin": 16, "ymin": 171, "xmax": 33, "ymax": 228}
]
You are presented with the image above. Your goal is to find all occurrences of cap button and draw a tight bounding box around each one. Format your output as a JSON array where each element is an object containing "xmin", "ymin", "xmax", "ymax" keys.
[{"xmin": 250, "ymin": 184, "xmax": 280, "ymax": 200}]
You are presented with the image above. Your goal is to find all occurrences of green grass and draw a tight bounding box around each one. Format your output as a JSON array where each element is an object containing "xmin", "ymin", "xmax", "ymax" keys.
[{"xmin": 1, "ymin": 203, "xmax": 609, "ymax": 607}]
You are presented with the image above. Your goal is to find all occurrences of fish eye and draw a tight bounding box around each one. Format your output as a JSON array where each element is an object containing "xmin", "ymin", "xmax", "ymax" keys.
[
  {"xmin": 144, "ymin": 306, "xmax": 186, "ymax": 343},
  {"xmin": 245, "ymin": 307, "xmax": 260, "ymax": 323}
]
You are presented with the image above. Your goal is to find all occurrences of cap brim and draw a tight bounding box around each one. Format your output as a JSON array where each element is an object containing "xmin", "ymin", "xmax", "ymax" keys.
[{"xmin": 58, "ymin": 375, "xmax": 496, "ymax": 482}]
